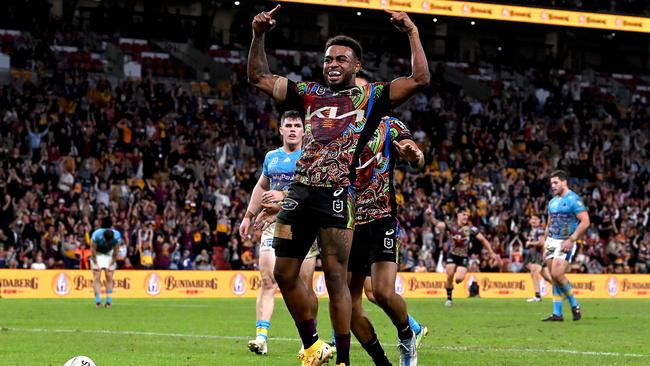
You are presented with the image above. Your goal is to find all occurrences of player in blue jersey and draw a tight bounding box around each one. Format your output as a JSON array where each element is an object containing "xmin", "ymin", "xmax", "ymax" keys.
[
  {"xmin": 90, "ymin": 221, "xmax": 122, "ymax": 308},
  {"xmin": 524, "ymin": 214, "xmax": 552, "ymax": 302},
  {"xmin": 542, "ymin": 170, "xmax": 590, "ymax": 321},
  {"xmin": 239, "ymin": 110, "xmax": 319, "ymax": 355}
]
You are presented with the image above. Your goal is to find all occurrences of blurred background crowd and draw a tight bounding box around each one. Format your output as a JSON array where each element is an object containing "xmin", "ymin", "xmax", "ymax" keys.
[{"xmin": 0, "ymin": 0, "xmax": 648, "ymax": 274}]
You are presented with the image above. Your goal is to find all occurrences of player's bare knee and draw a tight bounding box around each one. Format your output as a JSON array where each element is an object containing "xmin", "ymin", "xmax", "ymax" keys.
[
  {"xmin": 455, "ymin": 278, "xmax": 464, "ymax": 284},
  {"xmin": 371, "ymin": 286, "xmax": 393, "ymax": 307},
  {"xmin": 261, "ymin": 273, "xmax": 277, "ymax": 290}
]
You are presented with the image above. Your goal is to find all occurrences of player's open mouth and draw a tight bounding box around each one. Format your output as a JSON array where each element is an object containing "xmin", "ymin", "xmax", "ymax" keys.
[
  {"xmin": 288, "ymin": 134, "xmax": 296, "ymax": 138},
  {"xmin": 328, "ymin": 70, "xmax": 342, "ymax": 81}
]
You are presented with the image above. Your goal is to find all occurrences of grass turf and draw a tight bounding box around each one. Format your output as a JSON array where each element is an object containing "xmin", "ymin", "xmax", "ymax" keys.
[{"xmin": 0, "ymin": 297, "xmax": 648, "ymax": 365}]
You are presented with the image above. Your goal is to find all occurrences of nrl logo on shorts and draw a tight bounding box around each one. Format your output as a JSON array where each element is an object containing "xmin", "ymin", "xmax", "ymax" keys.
[
  {"xmin": 332, "ymin": 199, "xmax": 343, "ymax": 213},
  {"xmin": 282, "ymin": 198, "xmax": 298, "ymax": 211},
  {"xmin": 384, "ymin": 238, "xmax": 394, "ymax": 249}
]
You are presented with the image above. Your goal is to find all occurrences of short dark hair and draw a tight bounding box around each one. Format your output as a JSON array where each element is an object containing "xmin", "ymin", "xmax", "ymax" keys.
[
  {"xmin": 103, "ymin": 229, "xmax": 114, "ymax": 242},
  {"xmin": 456, "ymin": 206, "xmax": 469, "ymax": 214},
  {"xmin": 550, "ymin": 169, "xmax": 568, "ymax": 181},
  {"xmin": 281, "ymin": 110, "xmax": 302, "ymax": 126},
  {"xmin": 325, "ymin": 35, "xmax": 362, "ymax": 62}
]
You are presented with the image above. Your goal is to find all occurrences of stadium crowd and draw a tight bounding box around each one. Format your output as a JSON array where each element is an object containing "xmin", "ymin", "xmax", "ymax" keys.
[{"xmin": 0, "ymin": 43, "xmax": 648, "ymax": 275}]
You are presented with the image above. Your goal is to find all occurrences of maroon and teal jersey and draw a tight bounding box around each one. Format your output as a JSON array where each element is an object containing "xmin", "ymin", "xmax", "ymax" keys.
[
  {"xmin": 446, "ymin": 221, "xmax": 480, "ymax": 257},
  {"xmin": 354, "ymin": 117, "xmax": 413, "ymax": 224},
  {"xmin": 284, "ymin": 81, "xmax": 391, "ymax": 188}
]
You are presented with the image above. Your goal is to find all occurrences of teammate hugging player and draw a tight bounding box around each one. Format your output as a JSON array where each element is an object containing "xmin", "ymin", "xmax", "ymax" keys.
[
  {"xmin": 542, "ymin": 170, "xmax": 590, "ymax": 322},
  {"xmin": 248, "ymin": 5, "xmax": 429, "ymax": 366}
]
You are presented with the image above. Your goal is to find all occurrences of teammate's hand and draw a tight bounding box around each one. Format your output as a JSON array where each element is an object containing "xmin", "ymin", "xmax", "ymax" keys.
[
  {"xmin": 254, "ymin": 209, "xmax": 278, "ymax": 230},
  {"xmin": 252, "ymin": 5, "xmax": 281, "ymax": 36},
  {"xmin": 239, "ymin": 217, "xmax": 251, "ymax": 238},
  {"xmin": 261, "ymin": 201, "xmax": 281, "ymax": 215},
  {"xmin": 385, "ymin": 9, "xmax": 417, "ymax": 34},
  {"xmin": 561, "ymin": 239, "xmax": 573, "ymax": 253},
  {"xmin": 261, "ymin": 190, "xmax": 284, "ymax": 205},
  {"xmin": 393, "ymin": 140, "xmax": 422, "ymax": 163}
]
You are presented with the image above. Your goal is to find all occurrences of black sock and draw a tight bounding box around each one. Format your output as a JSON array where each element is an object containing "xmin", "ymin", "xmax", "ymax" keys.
[
  {"xmin": 446, "ymin": 287, "xmax": 453, "ymax": 301},
  {"xmin": 335, "ymin": 333, "xmax": 351, "ymax": 365},
  {"xmin": 362, "ymin": 336, "xmax": 392, "ymax": 366},
  {"xmin": 296, "ymin": 319, "xmax": 318, "ymax": 350},
  {"xmin": 535, "ymin": 292, "xmax": 541, "ymax": 298},
  {"xmin": 397, "ymin": 321, "xmax": 412, "ymax": 340}
]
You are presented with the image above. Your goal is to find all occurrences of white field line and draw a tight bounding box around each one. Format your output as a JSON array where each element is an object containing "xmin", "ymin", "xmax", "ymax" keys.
[{"xmin": 3, "ymin": 327, "xmax": 648, "ymax": 358}]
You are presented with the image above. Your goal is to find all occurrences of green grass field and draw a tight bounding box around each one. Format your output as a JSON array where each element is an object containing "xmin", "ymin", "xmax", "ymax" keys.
[{"xmin": 1, "ymin": 297, "xmax": 648, "ymax": 366}]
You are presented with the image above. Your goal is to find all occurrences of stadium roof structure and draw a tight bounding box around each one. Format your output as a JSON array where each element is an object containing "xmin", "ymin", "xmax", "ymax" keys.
[{"xmin": 273, "ymin": 0, "xmax": 650, "ymax": 33}]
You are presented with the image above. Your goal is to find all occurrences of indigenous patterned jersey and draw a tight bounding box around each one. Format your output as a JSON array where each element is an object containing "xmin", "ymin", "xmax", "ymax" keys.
[
  {"xmin": 548, "ymin": 190, "xmax": 587, "ymax": 240},
  {"xmin": 446, "ymin": 221, "xmax": 480, "ymax": 257},
  {"xmin": 354, "ymin": 117, "xmax": 413, "ymax": 224},
  {"xmin": 262, "ymin": 147, "xmax": 301, "ymax": 191},
  {"xmin": 284, "ymin": 81, "xmax": 391, "ymax": 188}
]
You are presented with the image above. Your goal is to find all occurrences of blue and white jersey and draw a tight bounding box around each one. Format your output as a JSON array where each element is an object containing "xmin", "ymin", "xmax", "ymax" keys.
[
  {"xmin": 262, "ymin": 147, "xmax": 301, "ymax": 191},
  {"xmin": 91, "ymin": 228, "xmax": 122, "ymax": 254},
  {"xmin": 547, "ymin": 190, "xmax": 587, "ymax": 240}
]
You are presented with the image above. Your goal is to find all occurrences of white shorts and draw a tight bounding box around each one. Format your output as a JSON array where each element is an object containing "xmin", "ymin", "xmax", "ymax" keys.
[
  {"xmin": 544, "ymin": 237, "xmax": 577, "ymax": 262},
  {"xmin": 260, "ymin": 223, "xmax": 320, "ymax": 259},
  {"xmin": 260, "ymin": 224, "xmax": 276, "ymax": 253},
  {"xmin": 91, "ymin": 253, "xmax": 116, "ymax": 270}
]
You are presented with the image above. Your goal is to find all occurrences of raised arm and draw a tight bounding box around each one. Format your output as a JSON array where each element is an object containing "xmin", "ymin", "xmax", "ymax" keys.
[
  {"xmin": 385, "ymin": 10, "xmax": 430, "ymax": 106},
  {"xmin": 247, "ymin": 5, "xmax": 288, "ymax": 101}
]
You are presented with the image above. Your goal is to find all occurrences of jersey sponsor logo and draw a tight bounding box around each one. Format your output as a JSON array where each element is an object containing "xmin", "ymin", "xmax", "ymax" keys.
[
  {"xmin": 385, "ymin": 229, "xmax": 395, "ymax": 235},
  {"xmin": 144, "ymin": 273, "xmax": 162, "ymax": 296},
  {"xmin": 305, "ymin": 106, "xmax": 365, "ymax": 123},
  {"xmin": 333, "ymin": 199, "xmax": 343, "ymax": 213},
  {"xmin": 281, "ymin": 198, "xmax": 299, "ymax": 211},
  {"xmin": 231, "ymin": 273, "xmax": 247, "ymax": 296},
  {"xmin": 53, "ymin": 272, "xmax": 71, "ymax": 296},
  {"xmin": 394, "ymin": 274, "xmax": 404, "ymax": 295},
  {"xmin": 608, "ymin": 276, "xmax": 618, "ymax": 297},
  {"xmin": 270, "ymin": 157, "xmax": 278, "ymax": 166},
  {"xmin": 333, "ymin": 187, "xmax": 344, "ymax": 197},
  {"xmin": 384, "ymin": 238, "xmax": 394, "ymax": 249}
]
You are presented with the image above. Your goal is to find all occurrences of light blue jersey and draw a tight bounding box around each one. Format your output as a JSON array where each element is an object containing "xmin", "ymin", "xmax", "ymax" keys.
[
  {"xmin": 262, "ymin": 147, "xmax": 301, "ymax": 191},
  {"xmin": 547, "ymin": 190, "xmax": 587, "ymax": 240},
  {"xmin": 91, "ymin": 228, "xmax": 122, "ymax": 254}
]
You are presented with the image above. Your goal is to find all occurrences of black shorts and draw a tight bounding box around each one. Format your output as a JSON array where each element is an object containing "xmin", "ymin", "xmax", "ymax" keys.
[
  {"xmin": 445, "ymin": 254, "xmax": 469, "ymax": 268},
  {"xmin": 273, "ymin": 183, "xmax": 355, "ymax": 259},
  {"xmin": 348, "ymin": 217, "xmax": 400, "ymax": 276}
]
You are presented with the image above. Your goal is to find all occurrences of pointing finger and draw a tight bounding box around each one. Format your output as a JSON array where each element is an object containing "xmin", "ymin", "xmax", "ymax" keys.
[{"xmin": 269, "ymin": 4, "xmax": 282, "ymax": 17}]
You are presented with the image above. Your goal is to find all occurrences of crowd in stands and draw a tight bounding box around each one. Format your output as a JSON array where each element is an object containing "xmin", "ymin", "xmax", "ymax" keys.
[{"xmin": 1, "ymin": 36, "xmax": 648, "ymax": 275}]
